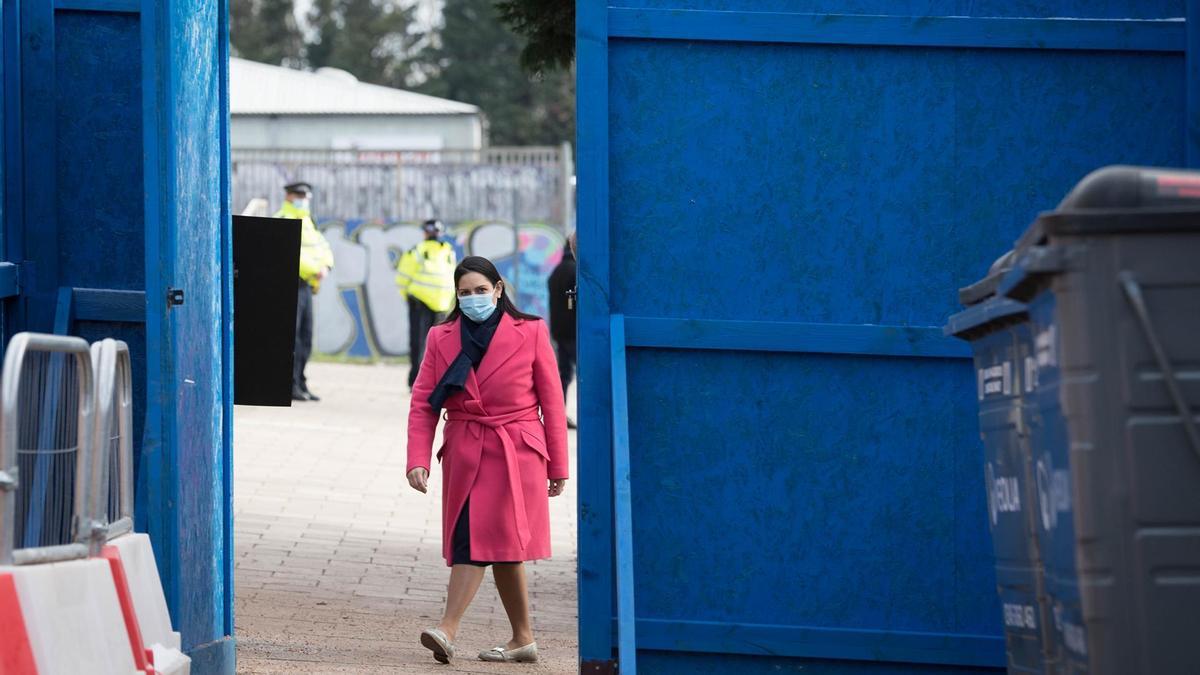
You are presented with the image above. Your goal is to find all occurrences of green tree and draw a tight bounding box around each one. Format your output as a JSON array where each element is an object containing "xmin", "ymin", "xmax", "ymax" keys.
[
  {"xmin": 230, "ymin": 0, "xmax": 304, "ymax": 66},
  {"xmin": 495, "ymin": 0, "xmax": 574, "ymax": 73},
  {"xmin": 418, "ymin": 0, "xmax": 575, "ymax": 146},
  {"xmin": 306, "ymin": 0, "xmax": 417, "ymax": 88}
]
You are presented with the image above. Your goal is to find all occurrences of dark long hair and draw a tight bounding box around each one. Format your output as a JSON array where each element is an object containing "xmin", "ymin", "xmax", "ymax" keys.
[{"xmin": 441, "ymin": 256, "xmax": 541, "ymax": 324}]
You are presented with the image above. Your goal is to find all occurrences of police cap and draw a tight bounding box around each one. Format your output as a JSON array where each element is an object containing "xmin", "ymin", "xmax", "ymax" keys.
[{"xmin": 284, "ymin": 182, "xmax": 313, "ymax": 196}]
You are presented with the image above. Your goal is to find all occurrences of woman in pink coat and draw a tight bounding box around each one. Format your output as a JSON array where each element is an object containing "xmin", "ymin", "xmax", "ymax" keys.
[{"xmin": 406, "ymin": 256, "xmax": 569, "ymax": 665}]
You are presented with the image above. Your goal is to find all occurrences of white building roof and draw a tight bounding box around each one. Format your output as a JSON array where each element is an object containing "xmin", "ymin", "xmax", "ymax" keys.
[{"xmin": 230, "ymin": 57, "xmax": 480, "ymax": 116}]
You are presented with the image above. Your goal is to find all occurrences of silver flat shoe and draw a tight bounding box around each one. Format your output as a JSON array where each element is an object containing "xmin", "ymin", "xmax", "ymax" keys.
[
  {"xmin": 479, "ymin": 642, "xmax": 538, "ymax": 663},
  {"xmin": 421, "ymin": 628, "xmax": 455, "ymax": 664}
]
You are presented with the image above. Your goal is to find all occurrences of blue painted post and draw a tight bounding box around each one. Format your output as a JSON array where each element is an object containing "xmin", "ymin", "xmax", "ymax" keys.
[
  {"xmin": 139, "ymin": 0, "xmax": 179, "ymax": 633},
  {"xmin": 217, "ymin": 0, "xmax": 236, "ymax": 641},
  {"xmin": 576, "ymin": 0, "xmax": 615, "ymax": 667},
  {"xmin": 141, "ymin": 0, "xmax": 234, "ymax": 668},
  {"xmin": 52, "ymin": 287, "xmax": 73, "ymax": 335},
  {"xmin": 609, "ymin": 315, "xmax": 637, "ymax": 675}
]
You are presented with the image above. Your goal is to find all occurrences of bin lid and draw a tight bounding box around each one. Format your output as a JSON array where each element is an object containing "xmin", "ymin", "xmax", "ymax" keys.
[
  {"xmin": 957, "ymin": 250, "xmax": 1017, "ymax": 306},
  {"xmin": 944, "ymin": 296, "xmax": 1028, "ymax": 339},
  {"xmin": 994, "ymin": 244, "xmax": 1069, "ymax": 302},
  {"xmin": 1058, "ymin": 165, "xmax": 1200, "ymax": 209},
  {"xmin": 1016, "ymin": 165, "xmax": 1200, "ymax": 249}
]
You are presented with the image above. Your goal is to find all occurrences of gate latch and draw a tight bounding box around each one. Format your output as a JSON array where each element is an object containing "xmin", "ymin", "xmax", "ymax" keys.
[{"xmin": 167, "ymin": 288, "xmax": 185, "ymax": 307}]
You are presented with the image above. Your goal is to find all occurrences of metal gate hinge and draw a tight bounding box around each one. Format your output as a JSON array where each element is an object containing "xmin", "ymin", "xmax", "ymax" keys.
[
  {"xmin": 580, "ymin": 659, "xmax": 618, "ymax": 674},
  {"xmin": 167, "ymin": 288, "xmax": 185, "ymax": 307}
]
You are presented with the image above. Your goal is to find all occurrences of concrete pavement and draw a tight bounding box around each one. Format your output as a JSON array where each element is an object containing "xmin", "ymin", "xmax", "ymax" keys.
[{"xmin": 233, "ymin": 362, "xmax": 578, "ymax": 673}]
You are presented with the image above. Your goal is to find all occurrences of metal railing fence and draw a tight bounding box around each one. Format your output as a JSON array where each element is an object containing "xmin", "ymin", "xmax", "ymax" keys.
[
  {"xmin": 90, "ymin": 339, "xmax": 134, "ymax": 541},
  {"xmin": 231, "ymin": 145, "xmax": 574, "ymax": 226},
  {"xmin": 0, "ymin": 333, "xmax": 97, "ymax": 565}
]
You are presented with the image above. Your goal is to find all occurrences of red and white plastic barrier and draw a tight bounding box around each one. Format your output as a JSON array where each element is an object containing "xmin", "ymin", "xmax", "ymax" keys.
[
  {"xmin": 0, "ymin": 535, "xmax": 189, "ymax": 675},
  {"xmin": 108, "ymin": 534, "xmax": 180, "ymax": 652},
  {"xmin": 100, "ymin": 546, "xmax": 155, "ymax": 674},
  {"xmin": 2, "ymin": 558, "xmax": 139, "ymax": 674},
  {"xmin": 106, "ymin": 534, "xmax": 188, "ymax": 674},
  {"xmin": 0, "ymin": 572, "xmax": 38, "ymax": 674}
]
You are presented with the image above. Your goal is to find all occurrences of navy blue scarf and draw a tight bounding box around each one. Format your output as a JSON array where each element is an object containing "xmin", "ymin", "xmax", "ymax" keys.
[{"xmin": 428, "ymin": 309, "xmax": 503, "ymax": 411}]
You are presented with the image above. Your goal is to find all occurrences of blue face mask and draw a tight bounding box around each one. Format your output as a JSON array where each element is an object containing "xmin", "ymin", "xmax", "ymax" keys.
[{"xmin": 459, "ymin": 293, "xmax": 498, "ymax": 323}]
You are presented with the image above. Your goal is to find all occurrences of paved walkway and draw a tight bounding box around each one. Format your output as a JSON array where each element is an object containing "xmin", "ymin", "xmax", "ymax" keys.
[{"xmin": 233, "ymin": 362, "xmax": 578, "ymax": 673}]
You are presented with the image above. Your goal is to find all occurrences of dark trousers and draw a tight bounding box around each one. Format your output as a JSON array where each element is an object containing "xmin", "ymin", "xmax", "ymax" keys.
[
  {"xmin": 556, "ymin": 338, "xmax": 576, "ymax": 402},
  {"xmin": 408, "ymin": 297, "xmax": 439, "ymax": 388},
  {"xmin": 294, "ymin": 281, "xmax": 314, "ymax": 392}
]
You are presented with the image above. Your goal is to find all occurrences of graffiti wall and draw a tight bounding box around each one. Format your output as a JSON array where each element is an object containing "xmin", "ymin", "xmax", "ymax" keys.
[{"xmin": 313, "ymin": 220, "xmax": 567, "ymax": 359}]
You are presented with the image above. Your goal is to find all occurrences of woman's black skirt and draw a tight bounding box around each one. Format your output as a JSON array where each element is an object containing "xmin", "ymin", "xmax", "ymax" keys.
[{"xmin": 451, "ymin": 498, "xmax": 517, "ymax": 567}]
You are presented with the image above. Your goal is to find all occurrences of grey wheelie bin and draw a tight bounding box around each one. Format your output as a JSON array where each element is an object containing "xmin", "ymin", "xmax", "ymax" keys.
[
  {"xmin": 996, "ymin": 166, "xmax": 1200, "ymax": 675},
  {"xmin": 947, "ymin": 257, "xmax": 1055, "ymax": 674}
]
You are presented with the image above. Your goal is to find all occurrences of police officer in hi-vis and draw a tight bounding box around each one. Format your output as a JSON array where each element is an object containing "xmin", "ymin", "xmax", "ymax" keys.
[
  {"xmin": 396, "ymin": 219, "xmax": 457, "ymax": 388},
  {"xmin": 274, "ymin": 182, "xmax": 334, "ymax": 402}
]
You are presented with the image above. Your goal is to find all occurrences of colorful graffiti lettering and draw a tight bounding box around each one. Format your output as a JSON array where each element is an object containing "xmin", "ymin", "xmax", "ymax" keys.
[{"xmin": 313, "ymin": 220, "xmax": 566, "ymax": 359}]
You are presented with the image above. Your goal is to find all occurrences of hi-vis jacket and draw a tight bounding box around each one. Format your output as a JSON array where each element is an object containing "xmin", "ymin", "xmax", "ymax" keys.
[
  {"xmin": 274, "ymin": 201, "xmax": 335, "ymax": 291},
  {"xmin": 396, "ymin": 240, "xmax": 457, "ymax": 313}
]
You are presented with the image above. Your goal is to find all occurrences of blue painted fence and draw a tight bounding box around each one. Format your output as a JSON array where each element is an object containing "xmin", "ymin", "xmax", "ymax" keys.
[
  {"xmin": 2, "ymin": 0, "xmax": 233, "ymax": 672},
  {"xmin": 576, "ymin": 0, "xmax": 1200, "ymax": 672}
]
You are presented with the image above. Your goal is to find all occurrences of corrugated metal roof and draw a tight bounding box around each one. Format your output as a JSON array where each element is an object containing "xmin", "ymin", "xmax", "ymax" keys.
[{"xmin": 230, "ymin": 57, "xmax": 480, "ymax": 116}]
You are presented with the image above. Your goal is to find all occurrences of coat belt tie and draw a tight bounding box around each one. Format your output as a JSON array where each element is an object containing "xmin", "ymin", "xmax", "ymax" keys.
[{"xmin": 445, "ymin": 405, "xmax": 542, "ymax": 550}]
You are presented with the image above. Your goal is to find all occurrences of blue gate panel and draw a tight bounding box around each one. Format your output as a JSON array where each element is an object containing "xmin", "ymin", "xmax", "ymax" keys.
[
  {"xmin": 53, "ymin": 11, "xmax": 148, "ymax": 461},
  {"xmin": 627, "ymin": 350, "xmax": 995, "ymax": 633},
  {"xmin": 578, "ymin": 0, "xmax": 1199, "ymax": 671},
  {"xmin": 3, "ymin": 1, "xmax": 233, "ymax": 669},
  {"xmin": 609, "ymin": 43, "xmax": 1184, "ymax": 326},
  {"xmin": 54, "ymin": 11, "xmax": 144, "ymax": 290}
]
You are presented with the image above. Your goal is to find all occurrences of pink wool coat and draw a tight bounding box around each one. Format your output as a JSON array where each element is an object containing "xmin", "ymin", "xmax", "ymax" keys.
[{"xmin": 407, "ymin": 313, "xmax": 569, "ymax": 565}]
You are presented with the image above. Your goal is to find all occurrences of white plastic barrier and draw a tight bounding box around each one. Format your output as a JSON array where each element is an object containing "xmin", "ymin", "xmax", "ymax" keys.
[
  {"xmin": 3, "ymin": 558, "xmax": 138, "ymax": 674},
  {"xmin": 150, "ymin": 644, "xmax": 191, "ymax": 675},
  {"xmin": 109, "ymin": 533, "xmax": 181, "ymax": 652}
]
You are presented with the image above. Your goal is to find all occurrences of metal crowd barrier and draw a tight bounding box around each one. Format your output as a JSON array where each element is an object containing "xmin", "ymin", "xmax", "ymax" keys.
[
  {"xmin": 0, "ymin": 333, "xmax": 97, "ymax": 565},
  {"xmin": 90, "ymin": 339, "xmax": 134, "ymax": 540}
]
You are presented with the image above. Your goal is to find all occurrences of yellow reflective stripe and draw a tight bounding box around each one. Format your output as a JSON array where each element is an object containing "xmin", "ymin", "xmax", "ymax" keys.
[{"xmin": 408, "ymin": 279, "xmax": 454, "ymax": 291}]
